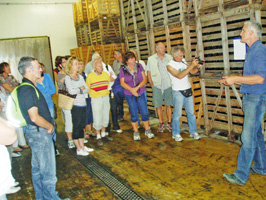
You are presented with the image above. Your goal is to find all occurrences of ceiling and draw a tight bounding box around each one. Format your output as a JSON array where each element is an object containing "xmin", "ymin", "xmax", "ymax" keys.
[{"xmin": 0, "ymin": 0, "xmax": 77, "ymax": 4}]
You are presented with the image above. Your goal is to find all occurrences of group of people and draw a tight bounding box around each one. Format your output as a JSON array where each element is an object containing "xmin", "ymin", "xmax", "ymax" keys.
[{"xmin": 1, "ymin": 20, "xmax": 266, "ymax": 200}]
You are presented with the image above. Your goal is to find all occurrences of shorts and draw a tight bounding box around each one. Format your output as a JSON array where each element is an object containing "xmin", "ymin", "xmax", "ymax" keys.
[{"xmin": 152, "ymin": 86, "xmax": 173, "ymax": 108}]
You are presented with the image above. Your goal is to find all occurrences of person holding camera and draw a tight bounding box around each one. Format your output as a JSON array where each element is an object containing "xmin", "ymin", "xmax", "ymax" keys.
[{"xmin": 167, "ymin": 46, "xmax": 202, "ymax": 142}]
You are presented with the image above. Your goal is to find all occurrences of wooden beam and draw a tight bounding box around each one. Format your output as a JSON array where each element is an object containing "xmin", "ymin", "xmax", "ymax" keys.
[
  {"xmin": 130, "ymin": 0, "xmax": 140, "ymax": 58},
  {"xmin": 231, "ymin": 84, "xmax": 242, "ymax": 109},
  {"xmin": 225, "ymin": 86, "xmax": 233, "ymax": 140},
  {"xmin": 135, "ymin": 0, "xmax": 148, "ymax": 30},
  {"xmin": 209, "ymin": 85, "xmax": 224, "ymax": 130},
  {"xmin": 119, "ymin": 0, "xmax": 126, "ymax": 40},
  {"xmin": 200, "ymin": 79, "xmax": 209, "ymax": 135},
  {"xmin": 219, "ymin": 0, "xmax": 230, "ymax": 76}
]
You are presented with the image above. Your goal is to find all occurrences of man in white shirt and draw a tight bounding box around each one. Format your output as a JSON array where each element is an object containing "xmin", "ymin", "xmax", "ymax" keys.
[{"xmin": 167, "ymin": 46, "xmax": 202, "ymax": 142}]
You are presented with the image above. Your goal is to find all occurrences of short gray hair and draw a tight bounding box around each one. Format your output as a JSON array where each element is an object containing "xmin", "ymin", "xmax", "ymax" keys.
[
  {"xmin": 155, "ymin": 42, "xmax": 165, "ymax": 49},
  {"xmin": 244, "ymin": 20, "xmax": 262, "ymax": 39},
  {"xmin": 171, "ymin": 46, "xmax": 185, "ymax": 57},
  {"xmin": 18, "ymin": 57, "xmax": 37, "ymax": 75}
]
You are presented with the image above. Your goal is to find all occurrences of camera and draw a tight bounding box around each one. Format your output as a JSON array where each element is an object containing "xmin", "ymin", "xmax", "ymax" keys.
[{"xmin": 195, "ymin": 56, "xmax": 204, "ymax": 65}]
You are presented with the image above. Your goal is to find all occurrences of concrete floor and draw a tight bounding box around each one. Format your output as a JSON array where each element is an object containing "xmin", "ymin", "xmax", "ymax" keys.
[{"xmin": 7, "ymin": 104, "xmax": 266, "ymax": 200}]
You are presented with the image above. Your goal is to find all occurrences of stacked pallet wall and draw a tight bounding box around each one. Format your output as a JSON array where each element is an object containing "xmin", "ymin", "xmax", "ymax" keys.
[
  {"xmin": 195, "ymin": 1, "xmax": 266, "ymax": 137},
  {"xmin": 70, "ymin": 43, "xmax": 125, "ymax": 65}
]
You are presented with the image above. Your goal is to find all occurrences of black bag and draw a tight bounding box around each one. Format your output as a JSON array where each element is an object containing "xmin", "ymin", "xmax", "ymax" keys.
[{"xmin": 179, "ymin": 88, "xmax": 192, "ymax": 97}]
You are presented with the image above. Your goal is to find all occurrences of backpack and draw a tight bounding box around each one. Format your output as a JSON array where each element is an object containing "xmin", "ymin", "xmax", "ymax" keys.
[
  {"xmin": 112, "ymin": 64, "xmax": 143, "ymax": 98},
  {"xmin": 6, "ymin": 82, "xmax": 39, "ymax": 127},
  {"xmin": 112, "ymin": 74, "xmax": 125, "ymax": 98}
]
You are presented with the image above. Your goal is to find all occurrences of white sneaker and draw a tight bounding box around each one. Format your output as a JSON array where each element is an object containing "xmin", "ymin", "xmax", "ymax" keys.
[
  {"xmin": 77, "ymin": 149, "xmax": 89, "ymax": 156},
  {"xmin": 145, "ymin": 129, "xmax": 155, "ymax": 139},
  {"xmin": 68, "ymin": 140, "xmax": 75, "ymax": 149},
  {"xmin": 6, "ymin": 186, "xmax": 21, "ymax": 194},
  {"xmin": 84, "ymin": 146, "xmax": 94, "ymax": 152},
  {"xmin": 190, "ymin": 133, "xmax": 200, "ymax": 140},
  {"xmin": 13, "ymin": 181, "xmax": 19, "ymax": 187},
  {"xmin": 101, "ymin": 132, "xmax": 106, "ymax": 138},
  {"xmin": 12, "ymin": 152, "xmax": 21, "ymax": 158},
  {"xmin": 84, "ymin": 138, "xmax": 88, "ymax": 143},
  {"xmin": 133, "ymin": 132, "xmax": 141, "ymax": 141},
  {"xmin": 115, "ymin": 129, "xmax": 123, "ymax": 133},
  {"xmin": 173, "ymin": 135, "xmax": 183, "ymax": 142}
]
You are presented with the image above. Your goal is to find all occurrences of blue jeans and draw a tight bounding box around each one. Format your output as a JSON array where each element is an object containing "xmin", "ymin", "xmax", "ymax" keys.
[
  {"xmin": 172, "ymin": 90, "xmax": 197, "ymax": 137},
  {"xmin": 234, "ymin": 93, "xmax": 266, "ymax": 183},
  {"xmin": 25, "ymin": 125, "xmax": 60, "ymax": 200},
  {"xmin": 48, "ymin": 105, "xmax": 56, "ymax": 145},
  {"xmin": 125, "ymin": 93, "xmax": 149, "ymax": 123}
]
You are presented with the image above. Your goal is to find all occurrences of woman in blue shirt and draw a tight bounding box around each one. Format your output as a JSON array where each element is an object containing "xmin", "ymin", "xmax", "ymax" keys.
[{"xmin": 36, "ymin": 63, "xmax": 58, "ymax": 155}]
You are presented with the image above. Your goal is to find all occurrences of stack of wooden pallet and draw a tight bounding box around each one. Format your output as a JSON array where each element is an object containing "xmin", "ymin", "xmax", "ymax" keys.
[
  {"xmin": 194, "ymin": 0, "xmax": 266, "ymax": 138},
  {"xmin": 71, "ymin": 0, "xmax": 124, "ymax": 65}
]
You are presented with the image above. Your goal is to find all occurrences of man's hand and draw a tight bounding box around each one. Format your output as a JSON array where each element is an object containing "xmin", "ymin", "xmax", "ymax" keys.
[
  {"xmin": 47, "ymin": 123, "xmax": 54, "ymax": 134},
  {"xmin": 218, "ymin": 76, "xmax": 236, "ymax": 86},
  {"xmin": 80, "ymin": 86, "xmax": 85, "ymax": 90},
  {"xmin": 191, "ymin": 58, "xmax": 199, "ymax": 68}
]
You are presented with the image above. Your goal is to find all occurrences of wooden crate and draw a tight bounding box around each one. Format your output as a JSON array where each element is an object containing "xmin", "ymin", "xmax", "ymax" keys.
[
  {"xmin": 70, "ymin": 43, "xmax": 125, "ymax": 65},
  {"xmin": 86, "ymin": 0, "xmax": 120, "ymax": 22},
  {"xmin": 72, "ymin": 3, "xmax": 78, "ymax": 26},
  {"xmin": 199, "ymin": 0, "xmax": 266, "ymax": 13},
  {"xmin": 89, "ymin": 17, "xmax": 122, "ymax": 45},
  {"xmin": 76, "ymin": 24, "xmax": 91, "ymax": 47},
  {"xmin": 127, "ymin": 31, "xmax": 150, "ymax": 63},
  {"xmin": 122, "ymin": 0, "xmax": 148, "ymax": 33},
  {"xmin": 73, "ymin": 0, "xmax": 88, "ymax": 25}
]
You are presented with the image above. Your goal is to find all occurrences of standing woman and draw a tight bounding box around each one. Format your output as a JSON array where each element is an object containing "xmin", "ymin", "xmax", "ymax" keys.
[
  {"xmin": 53, "ymin": 56, "xmax": 66, "ymax": 83},
  {"xmin": 36, "ymin": 63, "xmax": 59, "ymax": 155},
  {"xmin": 86, "ymin": 59, "xmax": 112, "ymax": 146},
  {"xmin": 65, "ymin": 57, "xmax": 93, "ymax": 156},
  {"xmin": 0, "ymin": 62, "xmax": 28, "ymax": 152},
  {"xmin": 78, "ymin": 59, "xmax": 95, "ymax": 138},
  {"xmin": 57, "ymin": 59, "xmax": 75, "ymax": 149},
  {"xmin": 120, "ymin": 51, "xmax": 154, "ymax": 140}
]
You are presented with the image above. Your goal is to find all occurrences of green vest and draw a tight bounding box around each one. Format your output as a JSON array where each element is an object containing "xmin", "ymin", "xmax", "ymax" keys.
[{"xmin": 148, "ymin": 53, "xmax": 172, "ymax": 88}]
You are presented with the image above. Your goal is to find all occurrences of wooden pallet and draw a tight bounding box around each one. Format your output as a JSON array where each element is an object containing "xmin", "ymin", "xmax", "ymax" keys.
[
  {"xmin": 70, "ymin": 43, "xmax": 125, "ymax": 65},
  {"xmin": 86, "ymin": 0, "xmax": 120, "ymax": 22},
  {"xmin": 126, "ymin": 31, "xmax": 150, "ymax": 63},
  {"xmin": 122, "ymin": 0, "xmax": 148, "ymax": 33},
  {"xmin": 75, "ymin": 24, "xmax": 91, "ymax": 47},
  {"xmin": 72, "ymin": 3, "xmax": 78, "ymax": 26},
  {"xmin": 73, "ymin": 0, "xmax": 88, "ymax": 26},
  {"xmin": 195, "ymin": 2, "xmax": 266, "ymax": 136},
  {"xmin": 88, "ymin": 17, "xmax": 122, "ymax": 45},
  {"xmin": 199, "ymin": 0, "xmax": 263, "ymax": 13}
]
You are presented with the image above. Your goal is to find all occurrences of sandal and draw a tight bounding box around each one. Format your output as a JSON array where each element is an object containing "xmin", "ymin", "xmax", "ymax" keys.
[
  {"xmin": 19, "ymin": 145, "xmax": 29, "ymax": 149},
  {"xmin": 89, "ymin": 131, "xmax": 97, "ymax": 137},
  {"xmin": 13, "ymin": 147, "xmax": 22, "ymax": 152}
]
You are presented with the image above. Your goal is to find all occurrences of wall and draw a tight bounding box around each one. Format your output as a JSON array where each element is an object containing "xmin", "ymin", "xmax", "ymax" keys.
[{"xmin": 0, "ymin": 1, "xmax": 77, "ymax": 68}]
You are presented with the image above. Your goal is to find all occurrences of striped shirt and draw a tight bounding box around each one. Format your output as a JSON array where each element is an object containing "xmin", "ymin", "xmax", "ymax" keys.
[
  {"xmin": 86, "ymin": 71, "xmax": 110, "ymax": 98},
  {"xmin": 65, "ymin": 74, "xmax": 88, "ymax": 106}
]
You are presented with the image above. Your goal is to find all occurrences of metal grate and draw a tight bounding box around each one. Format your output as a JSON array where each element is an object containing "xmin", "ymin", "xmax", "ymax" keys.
[{"xmin": 57, "ymin": 134, "xmax": 144, "ymax": 200}]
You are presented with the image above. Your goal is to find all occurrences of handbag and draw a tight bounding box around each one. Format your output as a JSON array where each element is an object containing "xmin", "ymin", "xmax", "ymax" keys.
[
  {"xmin": 58, "ymin": 89, "xmax": 76, "ymax": 110},
  {"xmin": 179, "ymin": 88, "xmax": 192, "ymax": 97}
]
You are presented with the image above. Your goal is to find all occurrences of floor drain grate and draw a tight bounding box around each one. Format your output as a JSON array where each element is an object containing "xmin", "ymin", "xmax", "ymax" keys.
[{"xmin": 57, "ymin": 134, "xmax": 144, "ymax": 200}]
